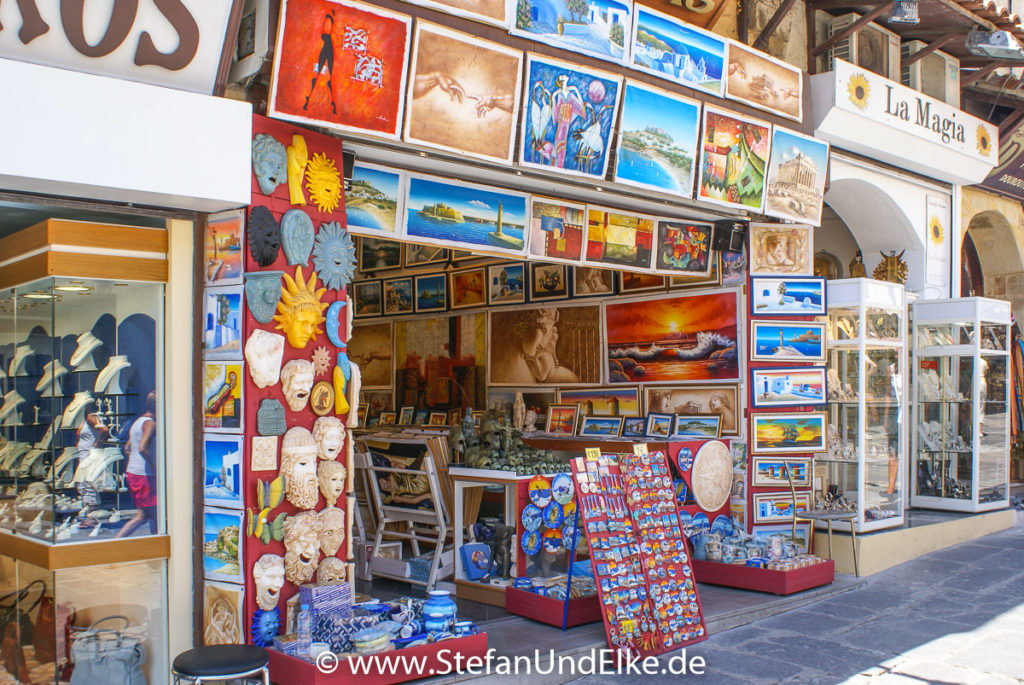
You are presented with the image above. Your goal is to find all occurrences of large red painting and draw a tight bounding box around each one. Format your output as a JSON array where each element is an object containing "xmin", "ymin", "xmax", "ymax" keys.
[{"xmin": 269, "ymin": 0, "xmax": 412, "ymax": 139}]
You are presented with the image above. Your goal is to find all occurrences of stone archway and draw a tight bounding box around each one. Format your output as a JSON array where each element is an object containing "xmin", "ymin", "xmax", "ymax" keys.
[{"xmin": 961, "ymin": 188, "xmax": 1024, "ymax": 318}]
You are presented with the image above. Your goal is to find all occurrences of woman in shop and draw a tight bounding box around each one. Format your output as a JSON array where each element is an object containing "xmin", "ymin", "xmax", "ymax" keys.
[
  {"xmin": 508, "ymin": 308, "xmax": 578, "ymax": 384},
  {"xmin": 115, "ymin": 392, "xmax": 158, "ymax": 538}
]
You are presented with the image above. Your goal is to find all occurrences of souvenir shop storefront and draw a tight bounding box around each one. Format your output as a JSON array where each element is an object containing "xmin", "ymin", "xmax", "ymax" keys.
[{"xmin": 0, "ymin": 3, "xmax": 250, "ymax": 683}]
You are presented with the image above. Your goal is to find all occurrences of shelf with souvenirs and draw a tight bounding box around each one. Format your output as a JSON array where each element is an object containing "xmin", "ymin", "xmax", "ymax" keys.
[{"xmin": 910, "ymin": 298, "xmax": 1011, "ymax": 512}]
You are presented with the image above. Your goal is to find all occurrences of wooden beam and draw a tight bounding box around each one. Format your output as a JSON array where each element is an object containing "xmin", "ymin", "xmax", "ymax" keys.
[
  {"xmin": 932, "ymin": 0, "xmax": 997, "ymax": 30},
  {"xmin": 808, "ymin": 0, "xmax": 885, "ymax": 9},
  {"xmin": 962, "ymin": 60, "xmax": 1013, "ymax": 86},
  {"xmin": 998, "ymin": 104, "xmax": 1024, "ymax": 135},
  {"xmin": 902, "ymin": 34, "xmax": 963, "ymax": 67},
  {"xmin": 753, "ymin": 0, "xmax": 799, "ymax": 51},
  {"xmin": 739, "ymin": 0, "xmax": 752, "ymax": 44},
  {"xmin": 810, "ymin": 1, "xmax": 894, "ymax": 57}
]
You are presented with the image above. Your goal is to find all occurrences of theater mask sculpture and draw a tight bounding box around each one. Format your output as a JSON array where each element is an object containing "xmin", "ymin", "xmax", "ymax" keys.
[
  {"xmin": 252, "ymin": 133, "xmax": 287, "ymax": 195},
  {"xmin": 280, "ymin": 359, "xmax": 314, "ymax": 412},
  {"xmin": 245, "ymin": 330, "xmax": 285, "ymax": 389},
  {"xmin": 283, "ymin": 511, "xmax": 322, "ymax": 585},
  {"xmin": 317, "ymin": 557, "xmax": 348, "ymax": 585},
  {"xmin": 252, "ymin": 554, "xmax": 285, "ymax": 611},
  {"xmin": 317, "ymin": 460, "xmax": 346, "ymax": 508},
  {"xmin": 317, "ymin": 506, "xmax": 346, "ymax": 556},
  {"xmin": 280, "ymin": 426, "xmax": 319, "ymax": 509},
  {"xmin": 313, "ymin": 416, "xmax": 344, "ymax": 460}
]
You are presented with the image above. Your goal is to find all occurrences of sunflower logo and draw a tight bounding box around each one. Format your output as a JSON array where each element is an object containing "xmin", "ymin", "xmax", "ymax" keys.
[
  {"xmin": 929, "ymin": 215, "xmax": 944, "ymax": 245},
  {"xmin": 848, "ymin": 73, "xmax": 871, "ymax": 110},
  {"xmin": 977, "ymin": 126, "xmax": 992, "ymax": 157}
]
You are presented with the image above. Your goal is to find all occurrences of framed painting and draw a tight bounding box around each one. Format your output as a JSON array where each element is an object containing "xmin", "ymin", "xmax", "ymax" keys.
[
  {"xmin": 404, "ymin": 173, "xmax": 529, "ymax": 257},
  {"xmin": 347, "ymin": 162, "xmax": 405, "ymax": 237},
  {"xmin": 654, "ymin": 220, "xmax": 713, "ymax": 277},
  {"xmin": 511, "ymin": 0, "xmax": 632, "ymax": 64},
  {"xmin": 487, "ymin": 387, "xmax": 556, "ymax": 416},
  {"xmin": 358, "ymin": 237, "xmax": 402, "ymax": 273},
  {"xmin": 614, "ymin": 81, "xmax": 701, "ymax": 198},
  {"xmin": 629, "ymin": 5, "xmax": 726, "ymax": 96},
  {"xmin": 203, "ymin": 581, "xmax": 244, "ymax": 646},
  {"xmin": 449, "ymin": 267, "xmax": 487, "ymax": 309},
  {"xmin": 751, "ymin": 366, "xmax": 827, "ymax": 408},
  {"xmin": 730, "ymin": 439, "xmax": 747, "ymax": 471},
  {"xmin": 449, "ymin": 408, "xmax": 462, "ymax": 425},
  {"xmin": 529, "ymin": 262, "xmax": 569, "ymax": 301},
  {"xmin": 428, "ymin": 412, "xmax": 448, "ymax": 426},
  {"xmin": 487, "ymin": 263, "xmax": 527, "ymax": 305},
  {"xmin": 721, "ymin": 250, "xmax": 747, "ymax": 285},
  {"xmin": 725, "ymin": 41, "xmax": 802, "ymax": 122},
  {"xmin": 584, "ymin": 205, "xmax": 656, "ymax": 272},
  {"xmin": 350, "ymin": 322, "xmax": 393, "ymax": 388},
  {"xmin": 730, "ymin": 499, "xmax": 747, "ymax": 528},
  {"xmin": 404, "ymin": 23, "xmax": 523, "ymax": 163},
  {"xmin": 619, "ymin": 272, "xmax": 665, "ymax": 294},
  {"xmin": 377, "ymin": 411, "xmax": 396, "ymax": 425},
  {"xmin": 571, "ymin": 266, "xmax": 615, "ymax": 297},
  {"xmin": 764, "ymin": 128, "xmax": 829, "ymax": 226},
  {"xmin": 750, "ymin": 412, "xmax": 827, "ymax": 454},
  {"xmin": 404, "ymin": 244, "xmax": 448, "ymax": 268},
  {"xmin": 398, "ymin": 407, "xmax": 415, "ymax": 425},
  {"xmin": 621, "ymin": 416, "xmax": 647, "ymax": 438},
  {"xmin": 527, "ymin": 197, "xmax": 586, "ymax": 264},
  {"xmin": 605, "ymin": 290, "xmax": 740, "ymax": 384},
  {"xmin": 204, "ymin": 209, "xmax": 244, "ymax": 286},
  {"xmin": 753, "ymin": 491, "xmax": 811, "ymax": 523},
  {"xmin": 413, "ymin": 409, "xmax": 428, "ymax": 425},
  {"xmin": 396, "ymin": 0, "xmax": 507, "ymax": 26},
  {"xmin": 519, "ymin": 55, "xmax": 622, "ymax": 179},
  {"xmin": 382, "ymin": 277, "xmax": 414, "ymax": 315},
  {"xmin": 645, "ymin": 412, "xmax": 673, "ymax": 438},
  {"xmin": 748, "ymin": 223, "xmax": 814, "ymax": 277},
  {"xmin": 751, "ymin": 277, "xmax": 825, "ymax": 316},
  {"xmin": 202, "ymin": 287, "xmax": 243, "ymax": 360},
  {"xmin": 363, "ymin": 390, "xmax": 393, "ymax": 417},
  {"xmin": 556, "ymin": 386, "xmax": 641, "ymax": 417},
  {"xmin": 545, "ymin": 404, "xmax": 579, "ymax": 435},
  {"xmin": 672, "ymin": 414, "xmax": 721, "ymax": 439},
  {"xmin": 414, "ymin": 274, "xmax": 448, "ymax": 313},
  {"xmin": 644, "ymin": 384, "xmax": 740, "ymax": 435},
  {"xmin": 203, "ymin": 362, "xmax": 243, "ymax": 433},
  {"xmin": 732, "ymin": 471, "xmax": 745, "ymax": 499},
  {"xmin": 752, "ymin": 457, "xmax": 812, "ymax": 487},
  {"xmin": 669, "ymin": 254, "xmax": 722, "ymax": 289},
  {"xmin": 488, "ymin": 304, "xmax": 602, "ymax": 386},
  {"xmin": 749, "ymin": 320, "xmax": 826, "ymax": 362},
  {"xmin": 352, "ymin": 280, "xmax": 383, "ymax": 318},
  {"xmin": 579, "ymin": 416, "xmax": 624, "ymax": 437},
  {"xmin": 752, "ymin": 522, "xmax": 812, "ymax": 553},
  {"xmin": 697, "ymin": 106, "xmax": 772, "ymax": 213},
  {"xmin": 268, "ymin": 0, "xmax": 412, "ymax": 139},
  {"xmin": 359, "ymin": 404, "xmax": 370, "ymax": 425},
  {"xmin": 203, "ymin": 435, "xmax": 243, "ymax": 509},
  {"xmin": 202, "ymin": 507, "xmax": 243, "ymax": 582}
]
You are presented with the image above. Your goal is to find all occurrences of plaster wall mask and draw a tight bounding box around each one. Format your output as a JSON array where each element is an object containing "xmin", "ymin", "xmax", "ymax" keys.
[
  {"xmin": 248, "ymin": 206, "xmax": 281, "ymax": 268},
  {"xmin": 316, "ymin": 557, "xmax": 348, "ymax": 585},
  {"xmin": 313, "ymin": 416, "xmax": 345, "ymax": 460},
  {"xmin": 345, "ymin": 362, "xmax": 362, "ymax": 429},
  {"xmin": 317, "ymin": 459, "xmax": 346, "ymax": 508},
  {"xmin": 311, "ymin": 222, "xmax": 357, "ymax": 291},
  {"xmin": 280, "ymin": 359, "xmax": 314, "ymax": 412},
  {"xmin": 244, "ymin": 271, "xmax": 284, "ymax": 325},
  {"xmin": 283, "ymin": 511, "xmax": 322, "ymax": 585},
  {"xmin": 252, "ymin": 554, "xmax": 285, "ymax": 611},
  {"xmin": 251, "ymin": 435, "xmax": 278, "ymax": 472},
  {"xmin": 317, "ymin": 506, "xmax": 346, "ymax": 556},
  {"xmin": 252, "ymin": 133, "xmax": 287, "ymax": 195},
  {"xmin": 286, "ymin": 135, "xmax": 308, "ymax": 205},
  {"xmin": 256, "ymin": 399, "xmax": 286, "ymax": 436},
  {"xmin": 281, "ymin": 426, "xmax": 319, "ymax": 509},
  {"xmin": 273, "ymin": 266, "xmax": 328, "ymax": 349},
  {"xmin": 281, "ymin": 209, "xmax": 314, "ymax": 266},
  {"xmin": 245, "ymin": 330, "xmax": 285, "ymax": 389}
]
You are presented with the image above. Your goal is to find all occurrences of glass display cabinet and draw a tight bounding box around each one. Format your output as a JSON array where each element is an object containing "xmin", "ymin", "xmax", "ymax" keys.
[
  {"xmin": 818, "ymin": 279, "xmax": 906, "ymax": 532},
  {"xmin": 910, "ymin": 298, "xmax": 1011, "ymax": 512}
]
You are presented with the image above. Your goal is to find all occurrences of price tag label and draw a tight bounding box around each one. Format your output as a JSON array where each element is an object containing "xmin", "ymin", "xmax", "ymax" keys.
[
  {"xmin": 585, "ymin": 447, "xmax": 601, "ymax": 461},
  {"xmin": 632, "ymin": 443, "xmax": 649, "ymax": 458}
]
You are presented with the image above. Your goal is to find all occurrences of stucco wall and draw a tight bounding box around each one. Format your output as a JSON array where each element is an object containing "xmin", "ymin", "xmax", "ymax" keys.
[{"xmin": 962, "ymin": 186, "xmax": 1024, "ymax": 318}]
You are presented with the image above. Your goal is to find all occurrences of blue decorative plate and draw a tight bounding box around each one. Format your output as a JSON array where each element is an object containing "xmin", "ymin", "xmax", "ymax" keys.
[
  {"xmin": 677, "ymin": 447, "xmax": 694, "ymax": 471},
  {"xmin": 521, "ymin": 504, "xmax": 543, "ymax": 531},
  {"xmin": 710, "ymin": 515, "xmax": 733, "ymax": 538},
  {"xmin": 543, "ymin": 501, "xmax": 564, "ymax": 528},
  {"xmin": 691, "ymin": 512, "xmax": 709, "ymax": 534},
  {"xmin": 542, "ymin": 528, "xmax": 562, "ymax": 553},
  {"xmin": 551, "ymin": 473, "xmax": 574, "ymax": 505},
  {"xmin": 562, "ymin": 524, "xmax": 579, "ymax": 550},
  {"xmin": 528, "ymin": 475, "xmax": 552, "ymax": 508},
  {"xmin": 678, "ymin": 511, "xmax": 693, "ymax": 530},
  {"xmin": 521, "ymin": 529, "xmax": 541, "ymax": 556}
]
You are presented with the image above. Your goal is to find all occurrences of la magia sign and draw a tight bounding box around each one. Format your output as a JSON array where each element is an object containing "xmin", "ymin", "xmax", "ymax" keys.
[{"xmin": 0, "ymin": 0, "xmax": 237, "ymax": 94}]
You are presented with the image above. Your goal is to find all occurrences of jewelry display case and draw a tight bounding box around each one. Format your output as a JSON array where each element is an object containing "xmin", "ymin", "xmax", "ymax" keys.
[
  {"xmin": 910, "ymin": 298, "xmax": 1011, "ymax": 512},
  {"xmin": 818, "ymin": 279, "xmax": 906, "ymax": 533}
]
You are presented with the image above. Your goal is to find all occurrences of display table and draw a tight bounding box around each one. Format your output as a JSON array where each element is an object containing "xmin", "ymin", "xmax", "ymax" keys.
[
  {"xmin": 691, "ymin": 559, "xmax": 835, "ymax": 595},
  {"xmin": 504, "ymin": 587, "xmax": 602, "ymax": 628}
]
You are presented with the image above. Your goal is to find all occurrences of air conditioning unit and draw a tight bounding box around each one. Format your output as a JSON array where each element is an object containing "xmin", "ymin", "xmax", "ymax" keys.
[
  {"xmin": 829, "ymin": 13, "xmax": 901, "ymax": 81},
  {"xmin": 901, "ymin": 41, "xmax": 960, "ymax": 108}
]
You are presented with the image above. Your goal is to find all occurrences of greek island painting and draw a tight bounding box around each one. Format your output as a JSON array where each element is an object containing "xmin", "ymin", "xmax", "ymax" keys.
[
  {"xmin": 698, "ymin": 106, "xmax": 772, "ymax": 213},
  {"xmin": 520, "ymin": 55, "xmax": 622, "ymax": 179},
  {"xmin": 203, "ymin": 507, "xmax": 243, "ymax": 582},
  {"xmin": 605, "ymin": 291, "xmax": 739, "ymax": 384},
  {"xmin": 751, "ymin": 412, "xmax": 826, "ymax": 454},
  {"xmin": 613, "ymin": 82, "xmax": 700, "ymax": 197},
  {"xmin": 510, "ymin": 0, "xmax": 633, "ymax": 64},
  {"xmin": 403, "ymin": 173, "xmax": 529, "ymax": 257},
  {"xmin": 203, "ymin": 436, "xmax": 243, "ymax": 509},
  {"xmin": 629, "ymin": 5, "xmax": 725, "ymax": 96},
  {"xmin": 764, "ymin": 127, "xmax": 830, "ymax": 226},
  {"xmin": 346, "ymin": 162, "xmax": 404, "ymax": 237},
  {"xmin": 750, "ymin": 320, "xmax": 826, "ymax": 362}
]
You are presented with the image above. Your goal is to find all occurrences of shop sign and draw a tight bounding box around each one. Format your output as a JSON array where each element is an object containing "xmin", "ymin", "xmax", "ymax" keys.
[
  {"xmin": 832, "ymin": 59, "xmax": 998, "ymax": 165},
  {"xmin": 979, "ymin": 125, "xmax": 1024, "ymax": 202},
  {"xmin": 0, "ymin": 0, "xmax": 239, "ymax": 94}
]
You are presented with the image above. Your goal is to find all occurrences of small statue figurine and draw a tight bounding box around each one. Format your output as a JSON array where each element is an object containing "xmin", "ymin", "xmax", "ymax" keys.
[
  {"xmin": 848, "ymin": 250, "xmax": 867, "ymax": 279},
  {"xmin": 461, "ymin": 407, "xmax": 476, "ymax": 440},
  {"xmin": 487, "ymin": 522, "xmax": 514, "ymax": 579},
  {"xmin": 524, "ymin": 408, "xmax": 538, "ymax": 433},
  {"xmin": 512, "ymin": 392, "xmax": 526, "ymax": 430},
  {"xmin": 872, "ymin": 250, "xmax": 908, "ymax": 284}
]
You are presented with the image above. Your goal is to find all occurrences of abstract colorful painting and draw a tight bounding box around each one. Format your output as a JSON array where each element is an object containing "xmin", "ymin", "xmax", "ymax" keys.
[
  {"xmin": 644, "ymin": 384, "xmax": 740, "ymax": 435},
  {"xmin": 511, "ymin": 0, "xmax": 633, "ymax": 64},
  {"xmin": 383, "ymin": 277, "xmax": 414, "ymax": 315},
  {"xmin": 725, "ymin": 42, "xmax": 802, "ymax": 122},
  {"xmin": 629, "ymin": 6, "xmax": 725, "ymax": 96},
  {"xmin": 347, "ymin": 163, "xmax": 405, "ymax": 237},
  {"xmin": 487, "ymin": 263, "xmax": 526, "ymax": 305},
  {"xmin": 449, "ymin": 267, "xmax": 487, "ymax": 309},
  {"xmin": 614, "ymin": 82, "xmax": 701, "ymax": 197},
  {"xmin": 203, "ymin": 362, "xmax": 243, "ymax": 433},
  {"xmin": 404, "ymin": 174, "xmax": 529, "ymax": 257},
  {"xmin": 489, "ymin": 304, "xmax": 602, "ymax": 385},
  {"xmin": 584, "ymin": 206, "xmax": 655, "ymax": 271},
  {"xmin": 751, "ymin": 367, "xmax": 826, "ymax": 408},
  {"xmin": 202, "ymin": 507, "xmax": 243, "ymax": 582},
  {"xmin": 751, "ymin": 412, "xmax": 827, "ymax": 454},
  {"xmin": 520, "ymin": 55, "xmax": 622, "ymax": 179},
  {"xmin": 398, "ymin": 0, "xmax": 507, "ymax": 26},
  {"xmin": 653, "ymin": 221, "xmax": 713, "ymax": 277},
  {"xmin": 556, "ymin": 386, "xmax": 641, "ymax": 416},
  {"xmin": 404, "ymin": 23, "xmax": 523, "ymax": 163},
  {"xmin": 751, "ymin": 277, "xmax": 825, "ymax": 316},
  {"xmin": 750, "ymin": 320, "xmax": 826, "ymax": 362},
  {"xmin": 350, "ymin": 322, "xmax": 393, "ymax": 388},
  {"xmin": 353, "ymin": 280, "xmax": 383, "ymax": 318},
  {"xmin": 530, "ymin": 262, "xmax": 569, "ymax": 301},
  {"xmin": 698, "ymin": 106, "xmax": 772, "ymax": 212},
  {"xmin": 605, "ymin": 291, "xmax": 739, "ymax": 384},
  {"xmin": 764, "ymin": 128, "xmax": 830, "ymax": 226},
  {"xmin": 527, "ymin": 197, "xmax": 586, "ymax": 264},
  {"xmin": 269, "ymin": 0, "xmax": 412, "ymax": 139},
  {"xmin": 203, "ymin": 287, "xmax": 243, "ymax": 360},
  {"xmin": 203, "ymin": 435, "xmax": 243, "ymax": 509},
  {"xmin": 204, "ymin": 210, "xmax": 244, "ymax": 286},
  {"xmin": 358, "ymin": 237, "xmax": 402, "ymax": 272},
  {"xmin": 415, "ymin": 274, "xmax": 448, "ymax": 313}
]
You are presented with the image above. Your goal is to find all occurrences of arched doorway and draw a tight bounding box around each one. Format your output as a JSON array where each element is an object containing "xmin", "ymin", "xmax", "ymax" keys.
[
  {"xmin": 964, "ymin": 208, "xmax": 1024, "ymax": 316},
  {"xmin": 961, "ymin": 231, "xmax": 984, "ymax": 297}
]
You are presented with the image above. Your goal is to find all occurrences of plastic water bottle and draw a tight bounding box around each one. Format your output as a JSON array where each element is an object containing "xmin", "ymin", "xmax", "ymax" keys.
[{"xmin": 296, "ymin": 604, "xmax": 312, "ymax": 658}]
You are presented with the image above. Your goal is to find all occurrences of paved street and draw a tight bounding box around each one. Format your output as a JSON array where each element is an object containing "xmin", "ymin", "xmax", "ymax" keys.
[{"xmin": 568, "ymin": 520, "xmax": 1024, "ymax": 684}]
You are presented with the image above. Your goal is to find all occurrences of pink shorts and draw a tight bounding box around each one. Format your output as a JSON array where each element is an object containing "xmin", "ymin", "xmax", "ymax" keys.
[{"xmin": 126, "ymin": 473, "xmax": 158, "ymax": 509}]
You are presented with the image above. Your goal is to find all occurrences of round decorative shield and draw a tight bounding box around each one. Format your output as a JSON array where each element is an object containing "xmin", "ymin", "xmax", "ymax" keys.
[
  {"xmin": 551, "ymin": 472, "xmax": 574, "ymax": 505},
  {"xmin": 521, "ymin": 504, "xmax": 542, "ymax": 532},
  {"xmin": 528, "ymin": 475, "xmax": 552, "ymax": 508},
  {"xmin": 543, "ymin": 501, "xmax": 563, "ymax": 528},
  {"xmin": 542, "ymin": 528, "xmax": 562, "ymax": 554},
  {"xmin": 521, "ymin": 529, "xmax": 541, "ymax": 556},
  {"xmin": 310, "ymin": 381, "xmax": 334, "ymax": 416},
  {"xmin": 690, "ymin": 440, "xmax": 732, "ymax": 512}
]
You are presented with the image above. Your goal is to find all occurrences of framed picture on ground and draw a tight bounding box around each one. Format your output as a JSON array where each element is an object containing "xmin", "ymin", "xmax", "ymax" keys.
[
  {"xmin": 579, "ymin": 416, "xmax": 625, "ymax": 437},
  {"xmin": 545, "ymin": 404, "xmax": 579, "ymax": 435}
]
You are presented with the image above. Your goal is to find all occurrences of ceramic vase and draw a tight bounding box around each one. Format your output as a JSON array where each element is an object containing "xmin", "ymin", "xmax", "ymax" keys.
[{"xmin": 423, "ymin": 590, "xmax": 457, "ymax": 635}]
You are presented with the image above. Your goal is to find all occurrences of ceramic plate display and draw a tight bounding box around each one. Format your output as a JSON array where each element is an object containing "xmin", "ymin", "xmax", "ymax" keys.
[
  {"xmin": 562, "ymin": 524, "xmax": 578, "ymax": 550},
  {"xmin": 543, "ymin": 501, "xmax": 564, "ymax": 528},
  {"xmin": 691, "ymin": 512, "xmax": 709, "ymax": 534},
  {"xmin": 521, "ymin": 503, "xmax": 543, "ymax": 531},
  {"xmin": 542, "ymin": 528, "xmax": 563, "ymax": 553},
  {"xmin": 710, "ymin": 515, "xmax": 733, "ymax": 537},
  {"xmin": 678, "ymin": 510, "xmax": 693, "ymax": 531},
  {"xmin": 551, "ymin": 473, "xmax": 574, "ymax": 505},
  {"xmin": 522, "ymin": 529, "xmax": 542, "ymax": 555},
  {"xmin": 528, "ymin": 475, "xmax": 552, "ymax": 508},
  {"xmin": 676, "ymin": 446, "xmax": 694, "ymax": 471}
]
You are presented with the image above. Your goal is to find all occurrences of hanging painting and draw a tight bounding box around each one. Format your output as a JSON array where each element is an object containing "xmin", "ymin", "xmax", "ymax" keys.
[
  {"xmin": 487, "ymin": 263, "xmax": 527, "ymax": 305},
  {"xmin": 605, "ymin": 290, "xmax": 739, "ymax": 384},
  {"xmin": 349, "ymin": 322, "xmax": 394, "ymax": 388},
  {"xmin": 724, "ymin": 42, "xmax": 803, "ymax": 122},
  {"xmin": 530, "ymin": 263, "xmax": 569, "ymax": 301},
  {"xmin": 358, "ymin": 237, "xmax": 402, "ymax": 272},
  {"xmin": 697, "ymin": 106, "xmax": 772, "ymax": 212},
  {"xmin": 752, "ymin": 457, "xmax": 812, "ymax": 487},
  {"xmin": 203, "ymin": 435, "xmax": 244, "ymax": 509},
  {"xmin": 653, "ymin": 221, "xmax": 713, "ymax": 277},
  {"xmin": 751, "ymin": 367, "xmax": 827, "ymax": 408},
  {"xmin": 449, "ymin": 267, "xmax": 487, "ymax": 309},
  {"xmin": 556, "ymin": 386, "xmax": 641, "ymax": 416},
  {"xmin": 764, "ymin": 128, "xmax": 829, "ymax": 226},
  {"xmin": 415, "ymin": 274, "xmax": 448, "ymax": 313},
  {"xmin": 643, "ymin": 384, "xmax": 740, "ymax": 435},
  {"xmin": 750, "ymin": 277, "xmax": 825, "ymax": 316},
  {"xmin": 205, "ymin": 210, "xmax": 244, "ymax": 286},
  {"xmin": 382, "ymin": 277, "xmax": 414, "ymax": 315},
  {"xmin": 203, "ymin": 362, "xmax": 243, "ymax": 432},
  {"xmin": 202, "ymin": 507, "xmax": 243, "ymax": 582},
  {"xmin": 346, "ymin": 162, "xmax": 405, "ymax": 237},
  {"xmin": 404, "ymin": 245, "xmax": 448, "ymax": 268},
  {"xmin": 203, "ymin": 581, "xmax": 245, "ymax": 646},
  {"xmin": 721, "ymin": 250, "xmax": 747, "ymax": 285},
  {"xmin": 404, "ymin": 23, "xmax": 523, "ymax": 163},
  {"xmin": 572, "ymin": 266, "xmax": 615, "ymax": 297},
  {"xmin": 752, "ymin": 492, "xmax": 811, "ymax": 523},
  {"xmin": 629, "ymin": 6, "xmax": 725, "ymax": 96},
  {"xmin": 584, "ymin": 206, "xmax": 655, "ymax": 272},
  {"xmin": 352, "ymin": 280, "xmax": 383, "ymax": 318},
  {"xmin": 613, "ymin": 81, "xmax": 701, "ymax": 197},
  {"xmin": 269, "ymin": 0, "xmax": 412, "ymax": 139},
  {"xmin": 527, "ymin": 197, "xmax": 586, "ymax": 264},
  {"xmin": 750, "ymin": 412, "xmax": 827, "ymax": 454},
  {"xmin": 202, "ymin": 287, "xmax": 244, "ymax": 360},
  {"xmin": 488, "ymin": 304, "xmax": 602, "ymax": 385},
  {"xmin": 396, "ymin": 0, "xmax": 507, "ymax": 26},
  {"xmin": 749, "ymin": 320, "xmax": 826, "ymax": 362},
  {"xmin": 748, "ymin": 223, "xmax": 813, "ymax": 276},
  {"xmin": 510, "ymin": 0, "xmax": 633, "ymax": 64},
  {"xmin": 519, "ymin": 55, "xmax": 622, "ymax": 179}
]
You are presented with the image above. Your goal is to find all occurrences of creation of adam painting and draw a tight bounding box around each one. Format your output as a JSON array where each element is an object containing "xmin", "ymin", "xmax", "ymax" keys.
[{"xmin": 488, "ymin": 305, "xmax": 602, "ymax": 386}]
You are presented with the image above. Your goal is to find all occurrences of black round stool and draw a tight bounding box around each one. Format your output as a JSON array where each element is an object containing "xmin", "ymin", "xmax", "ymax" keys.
[{"xmin": 171, "ymin": 644, "xmax": 270, "ymax": 684}]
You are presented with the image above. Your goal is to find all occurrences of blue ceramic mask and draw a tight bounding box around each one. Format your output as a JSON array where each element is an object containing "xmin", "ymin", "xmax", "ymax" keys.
[
  {"xmin": 250, "ymin": 607, "xmax": 281, "ymax": 647},
  {"xmin": 325, "ymin": 300, "xmax": 346, "ymax": 348},
  {"xmin": 244, "ymin": 271, "xmax": 284, "ymax": 324},
  {"xmin": 311, "ymin": 221, "xmax": 356, "ymax": 290},
  {"xmin": 252, "ymin": 134, "xmax": 287, "ymax": 195},
  {"xmin": 281, "ymin": 209, "xmax": 314, "ymax": 266}
]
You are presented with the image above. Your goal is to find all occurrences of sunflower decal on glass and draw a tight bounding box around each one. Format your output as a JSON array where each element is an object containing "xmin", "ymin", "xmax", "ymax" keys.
[
  {"xmin": 929, "ymin": 214, "xmax": 945, "ymax": 245},
  {"xmin": 977, "ymin": 126, "xmax": 992, "ymax": 157},
  {"xmin": 847, "ymin": 73, "xmax": 870, "ymax": 110}
]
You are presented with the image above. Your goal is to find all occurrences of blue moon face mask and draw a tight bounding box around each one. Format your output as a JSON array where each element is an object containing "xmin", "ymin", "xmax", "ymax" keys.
[{"xmin": 244, "ymin": 271, "xmax": 284, "ymax": 324}]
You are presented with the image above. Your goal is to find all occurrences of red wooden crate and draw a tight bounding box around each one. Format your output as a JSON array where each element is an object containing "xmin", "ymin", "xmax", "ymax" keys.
[
  {"xmin": 691, "ymin": 559, "xmax": 835, "ymax": 595},
  {"xmin": 504, "ymin": 586, "xmax": 602, "ymax": 628}
]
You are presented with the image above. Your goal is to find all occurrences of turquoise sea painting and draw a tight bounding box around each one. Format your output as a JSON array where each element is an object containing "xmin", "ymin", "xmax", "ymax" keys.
[
  {"xmin": 614, "ymin": 82, "xmax": 700, "ymax": 197},
  {"xmin": 415, "ymin": 274, "xmax": 448, "ymax": 313},
  {"xmin": 511, "ymin": 0, "xmax": 633, "ymax": 64},
  {"xmin": 203, "ymin": 436, "xmax": 242, "ymax": 509},
  {"xmin": 750, "ymin": 321, "xmax": 827, "ymax": 362},
  {"xmin": 629, "ymin": 5, "xmax": 725, "ymax": 96},
  {"xmin": 403, "ymin": 174, "xmax": 528, "ymax": 257},
  {"xmin": 203, "ymin": 508, "xmax": 242, "ymax": 582},
  {"xmin": 346, "ymin": 162, "xmax": 404, "ymax": 236}
]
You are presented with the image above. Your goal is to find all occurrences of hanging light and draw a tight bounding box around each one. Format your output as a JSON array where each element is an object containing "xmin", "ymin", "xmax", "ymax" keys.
[{"xmin": 889, "ymin": 0, "xmax": 920, "ymax": 25}]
